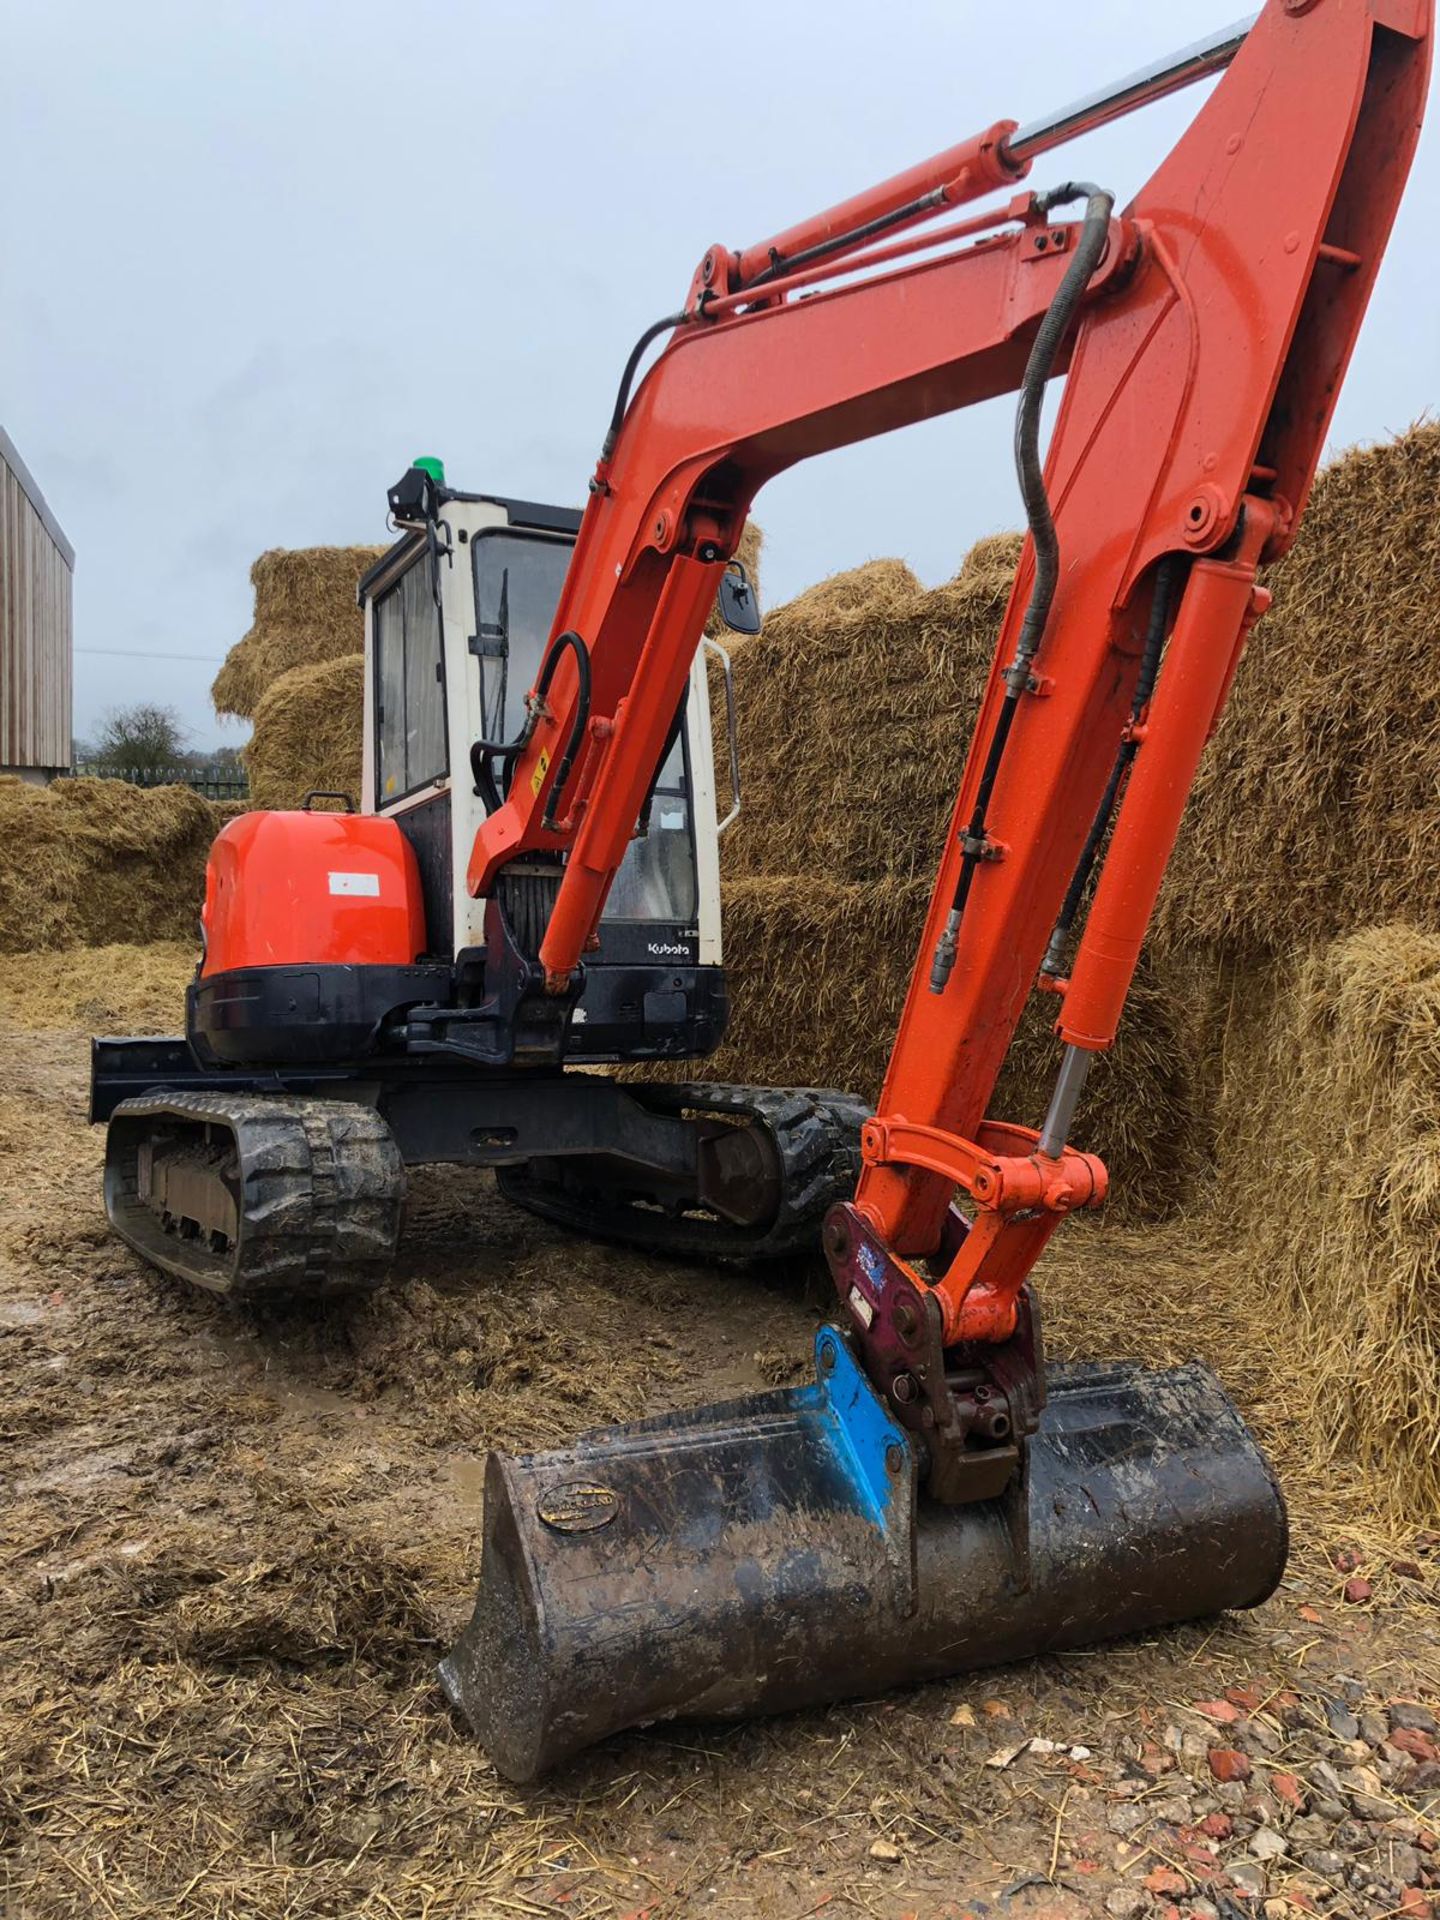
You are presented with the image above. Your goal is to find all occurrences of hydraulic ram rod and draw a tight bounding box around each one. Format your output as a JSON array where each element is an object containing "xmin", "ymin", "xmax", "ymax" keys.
[
  {"xmin": 732, "ymin": 14, "xmax": 1256, "ymax": 289},
  {"xmin": 1004, "ymin": 15, "xmax": 1259, "ymax": 164}
]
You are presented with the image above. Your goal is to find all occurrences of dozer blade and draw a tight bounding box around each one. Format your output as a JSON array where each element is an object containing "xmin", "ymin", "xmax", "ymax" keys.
[
  {"xmin": 104, "ymin": 1093, "xmax": 405, "ymax": 1298},
  {"xmin": 441, "ymin": 1331, "xmax": 1286, "ymax": 1781}
]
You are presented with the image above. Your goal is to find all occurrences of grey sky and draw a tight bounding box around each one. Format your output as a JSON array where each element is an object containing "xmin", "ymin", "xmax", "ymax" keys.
[{"xmin": 5, "ymin": 2, "xmax": 1436, "ymax": 752}]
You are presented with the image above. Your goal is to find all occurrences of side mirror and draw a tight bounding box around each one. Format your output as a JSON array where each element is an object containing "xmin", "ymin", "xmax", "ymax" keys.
[{"xmin": 718, "ymin": 562, "xmax": 762, "ymax": 636}]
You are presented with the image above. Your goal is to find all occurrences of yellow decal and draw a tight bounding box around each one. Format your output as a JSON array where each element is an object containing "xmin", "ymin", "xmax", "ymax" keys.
[{"xmin": 530, "ymin": 747, "xmax": 551, "ymax": 797}]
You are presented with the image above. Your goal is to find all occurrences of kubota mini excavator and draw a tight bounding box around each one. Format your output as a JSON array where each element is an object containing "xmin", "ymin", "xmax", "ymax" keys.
[
  {"xmin": 93, "ymin": 484, "xmax": 866, "ymax": 1289},
  {"xmin": 93, "ymin": 0, "xmax": 1429, "ymax": 1780}
]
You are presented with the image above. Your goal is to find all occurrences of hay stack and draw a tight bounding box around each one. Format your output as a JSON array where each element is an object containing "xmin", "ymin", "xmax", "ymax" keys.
[
  {"xmin": 695, "ymin": 874, "xmax": 1194, "ymax": 1219},
  {"xmin": 0, "ymin": 941, "xmax": 198, "ymax": 1030},
  {"xmin": 640, "ymin": 531, "xmax": 1196, "ymax": 1217},
  {"xmin": 212, "ymin": 546, "xmax": 384, "ymax": 721},
  {"xmin": 1188, "ymin": 926, "xmax": 1440, "ymax": 1516},
  {"xmin": 245, "ymin": 654, "xmax": 365, "ymax": 812},
  {"xmin": 0, "ymin": 778, "xmax": 223, "ymax": 952},
  {"xmin": 722, "ymin": 537, "xmax": 1022, "ymax": 886},
  {"xmin": 1158, "ymin": 421, "xmax": 1440, "ymax": 953}
]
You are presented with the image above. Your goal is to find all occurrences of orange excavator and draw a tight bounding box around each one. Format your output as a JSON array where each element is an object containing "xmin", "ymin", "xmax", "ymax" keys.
[{"xmin": 95, "ymin": 0, "xmax": 1430, "ymax": 1778}]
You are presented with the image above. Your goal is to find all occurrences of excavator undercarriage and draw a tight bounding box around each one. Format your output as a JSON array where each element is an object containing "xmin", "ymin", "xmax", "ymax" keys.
[{"xmin": 95, "ymin": 1052, "xmax": 866, "ymax": 1297}]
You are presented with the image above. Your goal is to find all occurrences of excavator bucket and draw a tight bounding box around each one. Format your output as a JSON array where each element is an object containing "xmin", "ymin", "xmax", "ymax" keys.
[{"xmin": 441, "ymin": 1330, "xmax": 1286, "ymax": 1781}]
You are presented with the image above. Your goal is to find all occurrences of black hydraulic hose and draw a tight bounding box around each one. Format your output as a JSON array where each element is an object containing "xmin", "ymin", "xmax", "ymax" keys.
[
  {"xmin": 471, "ymin": 750, "xmax": 505, "ymax": 816},
  {"xmin": 536, "ymin": 630, "xmax": 592, "ymax": 830},
  {"xmin": 468, "ymin": 630, "xmax": 592, "ymax": 830},
  {"xmin": 1040, "ymin": 555, "xmax": 1183, "ymax": 978},
  {"xmin": 602, "ymin": 312, "xmax": 688, "ymax": 461},
  {"xmin": 929, "ymin": 181, "xmax": 1115, "ymax": 995}
]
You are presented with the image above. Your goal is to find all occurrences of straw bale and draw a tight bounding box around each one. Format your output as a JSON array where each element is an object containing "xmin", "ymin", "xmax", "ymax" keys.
[
  {"xmin": 1209, "ymin": 925, "xmax": 1440, "ymax": 1515},
  {"xmin": 641, "ymin": 527, "xmax": 1198, "ymax": 1217},
  {"xmin": 244, "ymin": 653, "xmax": 364, "ymax": 812},
  {"xmin": 212, "ymin": 546, "xmax": 384, "ymax": 721},
  {"xmin": 776, "ymin": 556, "xmax": 923, "ymax": 623},
  {"xmin": 0, "ymin": 777, "xmax": 226, "ymax": 953},
  {"xmin": 689, "ymin": 874, "xmax": 924, "ymax": 1096},
  {"xmin": 722, "ymin": 539, "xmax": 1021, "ymax": 885},
  {"xmin": 1042, "ymin": 926, "xmax": 1440, "ymax": 1520},
  {"xmin": 1158, "ymin": 421, "xmax": 1440, "ymax": 953},
  {"xmin": 0, "ymin": 941, "xmax": 197, "ymax": 1031}
]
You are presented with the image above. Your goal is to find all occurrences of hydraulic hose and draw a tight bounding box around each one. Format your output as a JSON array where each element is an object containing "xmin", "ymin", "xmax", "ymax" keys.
[
  {"xmin": 929, "ymin": 181, "xmax": 1114, "ymax": 995},
  {"xmin": 601, "ymin": 312, "xmax": 688, "ymax": 461},
  {"xmin": 469, "ymin": 629, "xmax": 592, "ymax": 828},
  {"xmin": 535, "ymin": 630, "xmax": 592, "ymax": 830}
]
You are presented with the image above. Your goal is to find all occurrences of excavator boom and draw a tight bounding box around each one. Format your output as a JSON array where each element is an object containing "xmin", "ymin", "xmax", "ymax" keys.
[{"xmin": 444, "ymin": 0, "xmax": 1431, "ymax": 1776}]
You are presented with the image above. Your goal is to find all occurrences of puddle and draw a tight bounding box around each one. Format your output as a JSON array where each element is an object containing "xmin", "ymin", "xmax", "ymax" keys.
[
  {"xmin": 266, "ymin": 1378, "xmax": 355, "ymax": 1419},
  {"xmin": 447, "ymin": 1453, "xmax": 487, "ymax": 1506}
]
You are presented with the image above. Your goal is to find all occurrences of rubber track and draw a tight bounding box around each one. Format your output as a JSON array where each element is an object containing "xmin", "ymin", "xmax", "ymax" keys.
[
  {"xmin": 496, "ymin": 1083, "xmax": 869, "ymax": 1261},
  {"xmin": 104, "ymin": 1094, "xmax": 405, "ymax": 1299}
]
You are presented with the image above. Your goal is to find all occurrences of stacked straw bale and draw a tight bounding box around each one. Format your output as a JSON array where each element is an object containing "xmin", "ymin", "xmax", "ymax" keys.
[
  {"xmin": 245, "ymin": 655, "xmax": 366, "ymax": 813},
  {"xmin": 1158, "ymin": 421, "xmax": 1440, "ymax": 952},
  {"xmin": 654, "ymin": 530, "xmax": 1196, "ymax": 1217},
  {"xmin": 1209, "ymin": 927, "xmax": 1440, "ymax": 1516},
  {"xmin": 722, "ymin": 539, "xmax": 1020, "ymax": 886},
  {"xmin": 698, "ymin": 873, "xmax": 1197, "ymax": 1217},
  {"xmin": 212, "ymin": 547, "xmax": 384, "ymax": 722},
  {"xmin": 0, "ymin": 778, "xmax": 224, "ymax": 952},
  {"xmin": 1145, "ymin": 426, "xmax": 1440, "ymax": 1510}
]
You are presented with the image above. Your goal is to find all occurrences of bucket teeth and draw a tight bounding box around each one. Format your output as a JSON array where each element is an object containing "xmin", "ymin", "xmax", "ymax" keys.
[{"xmin": 441, "ymin": 1338, "xmax": 1286, "ymax": 1781}]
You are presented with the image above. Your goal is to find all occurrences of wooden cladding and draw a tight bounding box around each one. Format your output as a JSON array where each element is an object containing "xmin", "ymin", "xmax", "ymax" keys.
[{"xmin": 0, "ymin": 429, "xmax": 73, "ymax": 774}]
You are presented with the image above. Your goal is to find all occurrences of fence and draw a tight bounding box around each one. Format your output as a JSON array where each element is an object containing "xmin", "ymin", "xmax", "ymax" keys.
[{"xmin": 68, "ymin": 763, "xmax": 249, "ymax": 801}]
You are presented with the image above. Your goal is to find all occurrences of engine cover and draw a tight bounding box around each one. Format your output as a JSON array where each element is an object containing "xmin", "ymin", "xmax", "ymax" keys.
[{"xmin": 201, "ymin": 808, "xmax": 429, "ymax": 974}]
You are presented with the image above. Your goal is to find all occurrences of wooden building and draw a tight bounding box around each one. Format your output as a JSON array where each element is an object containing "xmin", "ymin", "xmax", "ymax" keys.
[{"xmin": 1, "ymin": 426, "xmax": 73, "ymax": 781}]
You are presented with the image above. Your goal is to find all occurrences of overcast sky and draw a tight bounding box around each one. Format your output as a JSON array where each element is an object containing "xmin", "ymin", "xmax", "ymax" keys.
[{"xmin": 5, "ymin": 2, "xmax": 1437, "ymax": 751}]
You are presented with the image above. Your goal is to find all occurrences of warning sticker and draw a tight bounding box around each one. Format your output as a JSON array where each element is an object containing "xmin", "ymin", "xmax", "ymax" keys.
[
  {"xmin": 848, "ymin": 1284, "xmax": 875, "ymax": 1329},
  {"xmin": 328, "ymin": 872, "xmax": 381, "ymax": 897},
  {"xmin": 530, "ymin": 747, "xmax": 551, "ymax": 797}
]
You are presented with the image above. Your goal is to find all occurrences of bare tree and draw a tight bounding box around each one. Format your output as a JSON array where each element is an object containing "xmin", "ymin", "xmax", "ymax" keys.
[{"xmin": 89, "ymin": 703, "xmax": 188, "ymax": 776}]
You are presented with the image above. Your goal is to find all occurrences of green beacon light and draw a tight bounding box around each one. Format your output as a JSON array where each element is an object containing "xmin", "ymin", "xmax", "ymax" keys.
[{"xmin": 413, "ymin": 455, "xmax": 445, "ymax": 486}]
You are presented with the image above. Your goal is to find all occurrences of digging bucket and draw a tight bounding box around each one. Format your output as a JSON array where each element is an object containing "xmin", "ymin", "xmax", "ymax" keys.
[{"xmin": 440, "ymin": 1331, "xmax": 1286, "ymax": 1781}]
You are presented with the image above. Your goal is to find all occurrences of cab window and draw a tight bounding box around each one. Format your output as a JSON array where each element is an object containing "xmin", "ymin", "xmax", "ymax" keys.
[
  {"xmin": 471, "ymin": 526, "xmax": 700, "ymax": 926},
  {"xmin": 374, "ymin": 558, "xmax": 447, "ymax": 804}
]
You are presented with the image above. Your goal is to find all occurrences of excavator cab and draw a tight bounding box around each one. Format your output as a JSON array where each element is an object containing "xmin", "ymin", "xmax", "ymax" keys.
[{"xmin": 358, "ymin": 466, "xmax": 734, "ymax": 1058}]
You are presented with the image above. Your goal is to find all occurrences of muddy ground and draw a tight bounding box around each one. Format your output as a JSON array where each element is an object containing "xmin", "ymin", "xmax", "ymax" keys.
[{"xmin": 2, "ymin": 972, "xmax": 1438, "ymax": 1918}]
